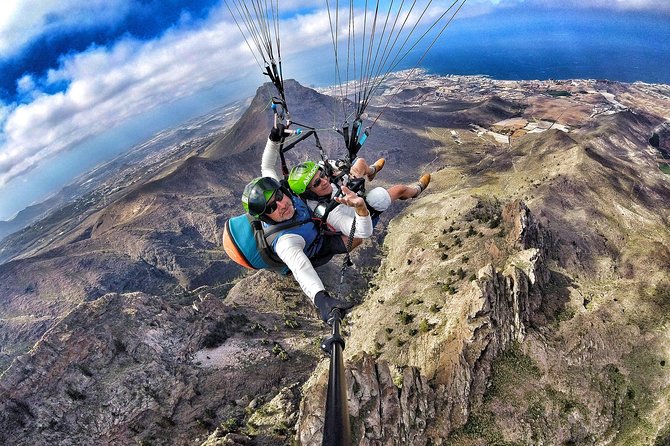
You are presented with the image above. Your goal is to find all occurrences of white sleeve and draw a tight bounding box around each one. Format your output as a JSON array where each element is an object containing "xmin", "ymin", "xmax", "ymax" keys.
[
  {"xmin": 260, "ymin": 138, "xmax": 281, "ymax": 181},
  {"xmin": 326, "ymin": 205, "xmax": 373, "ymax": 238},
  {"xmin": 274, "ymin": 234, "xmax": 325, "ymax": 301}
]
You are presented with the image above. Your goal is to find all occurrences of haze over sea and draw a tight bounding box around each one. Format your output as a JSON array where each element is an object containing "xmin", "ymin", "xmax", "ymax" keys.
[{"xmin": 0, "ymin": 7, "xmax": 668, "ymax": 223}]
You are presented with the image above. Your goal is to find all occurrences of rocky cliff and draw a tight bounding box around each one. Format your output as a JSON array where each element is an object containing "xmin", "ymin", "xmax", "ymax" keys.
[{"xmin": 297, "ymin": 199, "xmax": 554, "ymax": 445}]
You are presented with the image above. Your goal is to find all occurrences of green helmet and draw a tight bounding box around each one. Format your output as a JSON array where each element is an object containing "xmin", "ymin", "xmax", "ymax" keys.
[
  {"xmin": 288, "ymin": 161, "xmax": 320, "ymax": 195},
  {"xmin": 242, "ymin": 177, "xmax": 282, "ymax": 217}
]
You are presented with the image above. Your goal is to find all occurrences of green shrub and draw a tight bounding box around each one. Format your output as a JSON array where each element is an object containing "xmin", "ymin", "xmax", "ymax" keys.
[
  {"xmin": 419, "ymin": 319, "xmax": 435, "ymax": 333},
  {"xmin": 284, "ymin": 318, "xmax": 299, "ymax": 329},
  {"xmin": 272, "ymin": 343, "xmax": 289, "ymax": 360},
  {"xmin": 219, "ymin": 417, "xmax": 239, "ymax": 434},
  {"xmin": 457, "ymin": 267, "xmax": 466, "ymax": 280},
  {"xmin": 397, "ymin": 310, "xmax": 415, "ymax": 325}
]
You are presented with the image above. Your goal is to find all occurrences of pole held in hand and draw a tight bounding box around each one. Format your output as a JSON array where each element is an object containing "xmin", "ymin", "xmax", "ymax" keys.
[{"xmin": 321, "ymin": 309, "xmax": 351, "ymax": 446}]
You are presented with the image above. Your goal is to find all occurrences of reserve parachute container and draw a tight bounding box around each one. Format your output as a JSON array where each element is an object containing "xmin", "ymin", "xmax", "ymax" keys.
[{"xmin": 223, "ymin": 214, "xmax": 310, "ymax": 272}]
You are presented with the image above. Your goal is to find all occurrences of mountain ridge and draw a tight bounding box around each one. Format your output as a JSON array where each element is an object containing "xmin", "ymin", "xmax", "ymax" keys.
[{"xmin": 1, "ymin": 73, "xmax": 669, "ymax": 445}]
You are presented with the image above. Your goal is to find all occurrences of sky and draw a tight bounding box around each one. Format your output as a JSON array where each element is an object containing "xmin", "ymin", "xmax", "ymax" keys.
[{"xmin": 0, "ymin": 0, "xmax": 669, "ymax": 221}]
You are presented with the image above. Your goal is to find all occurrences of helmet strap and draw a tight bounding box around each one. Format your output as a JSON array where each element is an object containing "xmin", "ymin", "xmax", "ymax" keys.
[{"xmin": 259, "ymin": 215, "xmax": 278, "ymax": 224}]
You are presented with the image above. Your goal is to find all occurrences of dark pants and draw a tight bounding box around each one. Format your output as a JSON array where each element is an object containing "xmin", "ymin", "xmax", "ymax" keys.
[{"xmin": 310, "ymin": 234, "xmax": 347, "ymax": 268}]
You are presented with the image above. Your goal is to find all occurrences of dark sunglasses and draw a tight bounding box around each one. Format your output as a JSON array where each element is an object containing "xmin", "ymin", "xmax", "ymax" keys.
[
  {"xmin": 310, "ymin": 170, "xmax": 327, "ymax": 189},
  {"xmin": 264, "ymin": 189, "xmax": 284, "ymax": 214}
]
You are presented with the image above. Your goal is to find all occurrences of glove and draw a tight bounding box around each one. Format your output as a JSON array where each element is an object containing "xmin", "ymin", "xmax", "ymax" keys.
[
  {"xmin": 269, "ymin": 124, "xmax": 286, "ymax": 142},
  {"xmin": 313, "ymin": 291, "xmax": 354, "ymax": 323}
]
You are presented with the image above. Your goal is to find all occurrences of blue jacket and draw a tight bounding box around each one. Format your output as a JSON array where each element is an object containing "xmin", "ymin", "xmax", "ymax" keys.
[{"xmin": 263, "ymin": 196, "xmax": 323, "ymax": 257}]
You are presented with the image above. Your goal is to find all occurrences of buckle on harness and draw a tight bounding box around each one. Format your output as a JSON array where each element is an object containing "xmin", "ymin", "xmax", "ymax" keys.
[{"xmin": 313, "ymin": 202, "xmax": 329, "ymax": 220}]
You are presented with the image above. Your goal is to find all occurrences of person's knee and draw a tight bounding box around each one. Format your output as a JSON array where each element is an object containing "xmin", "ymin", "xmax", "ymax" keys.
[{"xmin": 366, "ymin": 187, "xmax": 392, "ymax": 212}]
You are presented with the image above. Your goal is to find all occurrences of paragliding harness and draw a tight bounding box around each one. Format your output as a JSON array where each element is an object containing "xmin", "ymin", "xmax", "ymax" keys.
[
  {"xmin": 222, "ymin": 210, "xmax": 316, "ymax": 272},
  {"xmin": 273, "ymin": 87, "xmax": 394, "ymax": 289}
]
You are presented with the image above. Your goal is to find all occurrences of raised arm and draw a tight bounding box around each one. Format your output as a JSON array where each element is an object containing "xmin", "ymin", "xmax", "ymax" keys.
[
  {"xmin": 274, "ymin": 234, "xmax": 324, "ymax": 299},
  {"xmin": 274, "ymin": 233, "xmax": 354, "ymax": 322},
  {"xmin": 260, "ymin": 128, "xmax": 284, "ymax": 181}
]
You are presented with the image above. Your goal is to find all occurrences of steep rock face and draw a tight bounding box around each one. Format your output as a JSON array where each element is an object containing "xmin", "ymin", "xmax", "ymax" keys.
[
  {"xmin": 0, "ymin": 292, "xmax": 211, "ymax": 445},
  {"xmin": 297, "ymin": 200, "xmax": 553, "ymax": 444},
  {"xmin": 297, "ymin": 355, "xmax": 436, "ymax": 446}
]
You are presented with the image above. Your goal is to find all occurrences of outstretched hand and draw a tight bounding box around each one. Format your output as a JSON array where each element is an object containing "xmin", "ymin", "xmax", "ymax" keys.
[{"xmin": 335, "ymin": 186, "xmax": 367, "ymax": 213}]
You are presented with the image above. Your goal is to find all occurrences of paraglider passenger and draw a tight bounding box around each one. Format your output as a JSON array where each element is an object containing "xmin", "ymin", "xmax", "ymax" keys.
[{"xmin": 262, "ymin": 125, "xmax": 431, "ymax": 250}]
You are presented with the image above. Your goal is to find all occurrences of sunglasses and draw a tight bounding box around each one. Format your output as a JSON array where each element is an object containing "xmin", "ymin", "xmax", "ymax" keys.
[
  {"xmin": 264, "ymin": 189, "xmax": 284, "ymax": 214},
  {"xmin": 310, "ymin": 170, "xmax": 327, "ymax": 189}
]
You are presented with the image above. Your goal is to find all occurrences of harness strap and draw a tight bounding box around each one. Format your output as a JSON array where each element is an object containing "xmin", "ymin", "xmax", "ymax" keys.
[
  {"xmin": 248, "ymin": 215, "xmax": 284, "ymax": 267},
  {"xmin": 336, "ymin": 216, "xmax": 357, "ymax": 299},
  {"xmin": 279, "ymin": 150, "xmax": 290, "ymax": 177},
  {"xmin": 249, "ymin": 212, "xmax": 322, "ymax": 266}
]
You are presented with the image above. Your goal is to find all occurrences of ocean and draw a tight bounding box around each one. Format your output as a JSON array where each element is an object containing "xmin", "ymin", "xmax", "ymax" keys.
[
  {"xmin": 295, "ymin": 8, "xmax": 670, "ymax": 86},
  {"xmin": 422, "ymin": 9, "xmax": 670, "ymax": 84}
]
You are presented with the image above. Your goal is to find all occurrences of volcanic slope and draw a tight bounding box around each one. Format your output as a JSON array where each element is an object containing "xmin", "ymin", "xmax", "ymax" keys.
[
  {"xmin": 295, "ymin": 80, "xmax": 670, "ymax": 445},
  {"xmin": 1, "ymin": 75, "xmax": 669, "ymax": 446}
]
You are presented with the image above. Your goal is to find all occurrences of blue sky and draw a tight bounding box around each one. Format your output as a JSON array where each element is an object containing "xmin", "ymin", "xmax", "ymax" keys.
[{"xmin": 0, "ymin": 0, "xmax": 669, "ymax": 221}]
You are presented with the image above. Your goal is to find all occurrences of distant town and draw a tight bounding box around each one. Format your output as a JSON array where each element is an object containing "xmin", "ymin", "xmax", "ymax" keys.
[{"xmin": 319, "ymin": 69, "xmax": 670, "ymax": 147}]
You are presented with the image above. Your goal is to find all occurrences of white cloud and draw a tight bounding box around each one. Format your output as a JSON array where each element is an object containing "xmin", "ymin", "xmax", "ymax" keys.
[
  {"xmin": 16, "ymin": 75, "xmax": 36, "ymax": 94},
  {"xmin": 0, "ymin": 3, "xmax": 335, "ymax": 188},
  {"xmin": 0, "ymin": 101, "xmax": 9, "ymax": 142},
  {"xmin": 0, "ymin": 0, "xmax": 132, "ymax": 57}
]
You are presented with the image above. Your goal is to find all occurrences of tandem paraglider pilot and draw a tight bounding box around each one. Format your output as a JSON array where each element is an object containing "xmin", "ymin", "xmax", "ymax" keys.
[
  {"xmin": 222, "ymin": 125, "xmax": 375, "ymax": 323},
  {"xmin": 240, "ymin": 176, "xmax": 369, "ymax": 321}
]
